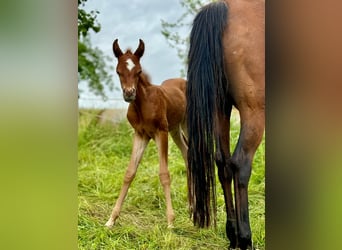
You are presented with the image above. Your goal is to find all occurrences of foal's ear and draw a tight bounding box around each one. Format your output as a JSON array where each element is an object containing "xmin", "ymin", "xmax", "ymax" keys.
[
  {"xmin": 113, "ymin": 39, "xmax": 123, "ymax": 58},
  {"xmin": 134, "ymin": 39, "xmax": 145, "ymax": 58}
]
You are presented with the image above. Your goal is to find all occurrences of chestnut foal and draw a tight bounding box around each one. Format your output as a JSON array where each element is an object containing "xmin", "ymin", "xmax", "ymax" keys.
[{"xmin": 105, "ymin": 39, "xmax": 188, "ymax": 228}]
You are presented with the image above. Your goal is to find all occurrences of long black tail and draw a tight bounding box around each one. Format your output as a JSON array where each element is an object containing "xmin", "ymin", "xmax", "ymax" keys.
[{"xmin": 186, "ymin": 1, "xmax": 228, "ymax": 228}]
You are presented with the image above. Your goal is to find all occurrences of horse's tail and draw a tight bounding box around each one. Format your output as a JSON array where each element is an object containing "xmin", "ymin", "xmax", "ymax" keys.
[{"xmin": 186, "ymin": 1, "xmax": 228, "ymax": 228}]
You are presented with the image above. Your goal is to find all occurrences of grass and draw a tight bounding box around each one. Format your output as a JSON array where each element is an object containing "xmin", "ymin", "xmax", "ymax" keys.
[{"xmin": 78, "ymin": 109, "xmax": 265, "ymax": 249}]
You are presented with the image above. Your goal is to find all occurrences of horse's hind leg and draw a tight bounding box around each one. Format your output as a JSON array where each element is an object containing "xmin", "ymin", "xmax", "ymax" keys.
[
  {"xmin": 105, "ymin": 132, "xmax": 149, "ymax": 228},
  {"xmin": 155, "ymin": 130, "xmax": 175, "ymax": 227},
  {"xmin": 232, "ymin": 108, "xmax": 264, "ymax": 249},
  {"xmin": 214, "ymin": 108, "xmax": 238, "ymax": 249}
]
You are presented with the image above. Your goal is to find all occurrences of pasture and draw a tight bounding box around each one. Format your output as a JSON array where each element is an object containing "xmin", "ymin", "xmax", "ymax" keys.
[{"xmin": 78, "ymin": 109, "xmax": 265, "ymax": 249}]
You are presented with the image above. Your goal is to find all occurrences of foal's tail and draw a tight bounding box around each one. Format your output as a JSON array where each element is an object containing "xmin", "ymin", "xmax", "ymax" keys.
[{"xmin": 186, "ymin": 1, "xmax": 228, "ymax": 228}]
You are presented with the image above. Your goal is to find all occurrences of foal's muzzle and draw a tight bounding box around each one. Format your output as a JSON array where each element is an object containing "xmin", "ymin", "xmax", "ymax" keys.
[{"xmin": 123, "ymin": 87, "xmax": 136, "ymax": 102}]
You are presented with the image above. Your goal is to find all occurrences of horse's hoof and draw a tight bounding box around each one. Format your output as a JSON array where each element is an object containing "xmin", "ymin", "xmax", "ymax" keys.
[
  {"xmin": 105, "ymin": 219, "xmax": 114, "ymax": 228},
  {"xmin": 167, "ymin": 223, "xmax": 174, "ymax": 229}
]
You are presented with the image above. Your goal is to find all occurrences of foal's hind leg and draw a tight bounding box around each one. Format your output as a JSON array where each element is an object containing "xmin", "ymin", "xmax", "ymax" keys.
[
  {"xmin": 232, "ymin": 108, "xmax": 264, "ymax": 249},
  {"xmin": 214, "ymin": 108, "xmax": 238, "ymax": 249},
  {"xmin": 155, "ymin": 130, "xmax": 175, "ymax": 227},
  {"xmin": 170, "ymin": 124, "xmax": 188, "ymax": 168},
  {"xmin": 105, "ymin": 132, "xmax": 149, "ymax": 228},
  {"xmin": 170, "ymin": 124, "xmax": 192, "ymax": 211}
]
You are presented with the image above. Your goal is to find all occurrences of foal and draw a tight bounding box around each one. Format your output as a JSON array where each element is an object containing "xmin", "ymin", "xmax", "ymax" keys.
[{"xmin": 105, "ymin": 39, "xmax": 188, "ymax": 228}]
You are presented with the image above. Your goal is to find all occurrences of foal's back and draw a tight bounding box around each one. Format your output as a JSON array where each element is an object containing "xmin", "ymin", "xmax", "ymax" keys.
[{"xmin": 160, "ymin": 78, "xmax": 186, "ymax": 131}]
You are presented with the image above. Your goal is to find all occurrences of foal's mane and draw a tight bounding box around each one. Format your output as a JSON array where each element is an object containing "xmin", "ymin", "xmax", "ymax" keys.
[
  {"xmin": 140, "ymin": 71, "xmax": 152, "ymax": 84},
  {"xmin": 125, "ymin": 49, "xmax": 133, "ymax": 54}
]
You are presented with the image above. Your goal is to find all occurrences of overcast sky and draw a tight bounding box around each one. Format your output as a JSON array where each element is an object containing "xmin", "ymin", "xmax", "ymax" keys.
[{"xmin": 79, "ymin": 0, "xmax": 195, "ymax": 108}]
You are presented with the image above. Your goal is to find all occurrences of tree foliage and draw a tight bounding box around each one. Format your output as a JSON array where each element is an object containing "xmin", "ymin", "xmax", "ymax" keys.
[
  {"xmin": 78, "ymin": 0, "xmax": 100, "ymax": 38},
  {"xmin": 78, "ymin": 0, "xmax": 114, "ymax": 99},
  {"xmin": 161, "ymin": 0, "xmax": 210, "ymax": 76}
]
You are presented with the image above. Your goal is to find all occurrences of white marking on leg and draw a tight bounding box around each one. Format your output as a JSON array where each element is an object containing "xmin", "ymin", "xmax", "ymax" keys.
[{"xmin": 126, "ymin": 59, "xmax": 135, "ymax": 71}]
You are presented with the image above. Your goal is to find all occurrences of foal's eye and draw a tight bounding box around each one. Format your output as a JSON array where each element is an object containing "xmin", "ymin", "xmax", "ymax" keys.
[{"xmin": 137, "ymin": 70, "xmax": 142, "ymax": 75}]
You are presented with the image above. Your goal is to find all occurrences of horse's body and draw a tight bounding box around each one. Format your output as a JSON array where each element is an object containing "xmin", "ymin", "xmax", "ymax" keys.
[
  {"xmin": 187, "ymin": 0, "xmax": 264, "ymax": 249},
  {"xmin": 105, "ymin": 39, "xmax": 188, "ymax": 228},
  {"xmin": 126, "ymin": 77, "xmax": 187, "ymax": 138}
]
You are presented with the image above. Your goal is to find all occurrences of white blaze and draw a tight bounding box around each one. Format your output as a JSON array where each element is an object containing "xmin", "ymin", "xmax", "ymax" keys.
[{"xmin": 126, "ymin": 59, "xmax": 135, "ymax": 71}]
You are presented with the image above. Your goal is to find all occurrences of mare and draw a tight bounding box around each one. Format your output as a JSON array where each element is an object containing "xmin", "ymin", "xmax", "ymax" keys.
[
  {"xmin": 105, "ymin": 39, "xmax": 188, "ymax": 228},
  {"xmin": 186, "ymin": 1, "xmax": 264, "ymax": 249}
]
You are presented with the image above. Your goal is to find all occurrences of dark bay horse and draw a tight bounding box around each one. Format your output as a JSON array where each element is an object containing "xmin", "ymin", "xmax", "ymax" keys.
[
  {"xmin": 186, "ymin": 0, "xmax": 264, "ymax": 249},
  {"xmin": 105, "ymin": 39, "xmax": 188, "ymax": 228}
]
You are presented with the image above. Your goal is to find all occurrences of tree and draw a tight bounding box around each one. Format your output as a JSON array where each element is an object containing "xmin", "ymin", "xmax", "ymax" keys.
[
  {"xmin": 78, "ymin": 0, "xmax": 114, "ymax": 99},
  {"xmin": 161, "ymin": 0, "xmax": 210, "ymax": 76}
]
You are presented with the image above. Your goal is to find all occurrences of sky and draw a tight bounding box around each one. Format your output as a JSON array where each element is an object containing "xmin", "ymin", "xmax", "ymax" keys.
[{"xmin": 79, "ymin": 0, "xmax": 194, "ymax": 108}]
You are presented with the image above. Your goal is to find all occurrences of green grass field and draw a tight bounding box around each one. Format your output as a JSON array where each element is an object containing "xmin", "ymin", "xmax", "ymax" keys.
[{"xmin": 78, "ymin": 109, "xmax": 265, "ymax": 249}]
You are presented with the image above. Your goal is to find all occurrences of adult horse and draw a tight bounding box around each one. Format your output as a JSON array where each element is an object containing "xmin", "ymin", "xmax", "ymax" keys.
[
  {"xmin": 105, "ymin": 39, "xmax": 188, "ymax": 228},
  {"xmin": 186, "ymin": 1, "xmax": 264, "ymax": 249}
]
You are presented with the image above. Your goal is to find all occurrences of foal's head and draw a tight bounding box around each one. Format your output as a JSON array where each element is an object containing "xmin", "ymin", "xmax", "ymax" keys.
[{"xmin": 113, "ymin": 39, "xmax": 145, "ymax": 102}]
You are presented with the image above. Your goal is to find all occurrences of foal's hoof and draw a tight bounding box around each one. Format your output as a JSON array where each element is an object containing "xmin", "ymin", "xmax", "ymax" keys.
[
  {"xmin": 167, "ymin": 223, "xmax": 174, "ymax": 229},
  {"xmin": 166, "ymin": 212, "xmax": 175, "ymax": 229},
  {"xmin": 105, "ymin": 218, "xmax": 115, "ymax": 228}
]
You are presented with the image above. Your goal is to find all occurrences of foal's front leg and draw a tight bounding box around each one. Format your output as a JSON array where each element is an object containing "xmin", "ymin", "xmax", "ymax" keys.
[
  {"xmin": 155, "ymin": 130, "xmax": 175, "ymax": 227},
  {"xmin": 105, "ymin": 132, "xmax": 149, "ymax": 228}
]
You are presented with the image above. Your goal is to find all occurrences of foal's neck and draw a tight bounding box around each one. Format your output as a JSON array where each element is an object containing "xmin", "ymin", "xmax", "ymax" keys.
[
  {"xmin": 136, "ymin": 72, "xmax": 153, "ymax": 97},
  {"xmin": 134, "ymin": 73, "xmax": 153, "ymax": 106}
]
